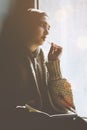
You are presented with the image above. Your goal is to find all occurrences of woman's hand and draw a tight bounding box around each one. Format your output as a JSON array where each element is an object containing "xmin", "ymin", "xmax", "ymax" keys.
[{"xmin": 48, "ymin": 43, "xmax": 62, "ymax": 60}]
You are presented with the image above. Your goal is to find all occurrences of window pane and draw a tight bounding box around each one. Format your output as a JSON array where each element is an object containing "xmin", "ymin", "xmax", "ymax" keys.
[{"xmin": 40, "ymin": 0, "xmax": 87, "ymax": 117}]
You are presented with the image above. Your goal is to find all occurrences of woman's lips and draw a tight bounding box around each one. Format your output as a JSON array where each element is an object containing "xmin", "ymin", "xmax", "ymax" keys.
[{"xmin": 42, "ymin": 36, "xmax": 47, "ymax": 40}]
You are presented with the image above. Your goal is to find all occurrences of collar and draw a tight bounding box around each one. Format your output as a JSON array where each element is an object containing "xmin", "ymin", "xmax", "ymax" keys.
[{"xmin": 27, "ymin": 47, "xmax": 40, "ymax": 59}]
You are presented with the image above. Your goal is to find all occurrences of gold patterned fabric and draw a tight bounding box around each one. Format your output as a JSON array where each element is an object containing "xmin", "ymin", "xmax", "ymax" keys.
[
  {"xmin": 51, "ymin": 79, "xmax": 75, "ymax": 109},
  {"xmin": 46, "ymin": 60, "xmax": 75, "ymax": 113}
]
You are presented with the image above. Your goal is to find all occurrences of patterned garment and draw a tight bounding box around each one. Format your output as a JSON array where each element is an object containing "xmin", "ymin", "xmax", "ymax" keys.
[
  {"xmin": 47, "ymin": 60, "xmax": 75, "ymax": 113},
  {"xmin": 54, "ymin": 79, "xmax": 75, "ymax": 109}
]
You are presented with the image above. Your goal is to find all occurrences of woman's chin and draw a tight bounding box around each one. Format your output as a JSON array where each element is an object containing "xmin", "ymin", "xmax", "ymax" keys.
[{"xmin": 38, "ymin": 40, "xmax": 45, "ymax": 45}]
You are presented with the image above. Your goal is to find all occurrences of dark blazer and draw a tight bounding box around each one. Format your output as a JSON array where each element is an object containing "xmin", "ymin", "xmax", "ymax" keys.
[{"xmin": 0, "ymin": 44, "xmax": 47, "ymax": 112}]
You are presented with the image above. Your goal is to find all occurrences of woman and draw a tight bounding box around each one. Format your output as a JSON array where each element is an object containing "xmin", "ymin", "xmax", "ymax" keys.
[
  {"xmin": 1, "ymin": 8, "xmax": 86, "ymax": 130},
  {"xmin": 0, "ymin": 8, "xmax": 75, "ymax": 113}
]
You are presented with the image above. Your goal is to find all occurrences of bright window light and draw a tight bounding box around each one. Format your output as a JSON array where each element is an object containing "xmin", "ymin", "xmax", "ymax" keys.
[{"xmin": 39, "ymin": 0, "xmax": 87, "ymax": 117}]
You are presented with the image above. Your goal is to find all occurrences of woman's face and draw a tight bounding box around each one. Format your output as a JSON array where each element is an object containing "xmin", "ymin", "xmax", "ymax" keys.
[{"xmin": 29, "ymin": 16, "xmax": 50, "ymax": 46}]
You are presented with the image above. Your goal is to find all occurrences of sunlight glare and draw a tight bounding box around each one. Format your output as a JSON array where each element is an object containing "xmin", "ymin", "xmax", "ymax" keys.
[{"xmin": 77, "ymin": 36, "xmax": 87, "ymax": 50}]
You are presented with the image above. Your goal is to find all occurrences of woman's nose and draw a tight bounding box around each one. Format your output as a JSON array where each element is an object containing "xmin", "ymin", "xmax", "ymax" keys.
[{"xmin": 44, "ymin": 27, "xmax": 49, "ymax": 35}]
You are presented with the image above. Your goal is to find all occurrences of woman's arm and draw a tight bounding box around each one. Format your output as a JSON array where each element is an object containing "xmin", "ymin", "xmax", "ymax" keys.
[{"xmin": 46, "ymin": 43, "xmax": 75, "ymax": 113}]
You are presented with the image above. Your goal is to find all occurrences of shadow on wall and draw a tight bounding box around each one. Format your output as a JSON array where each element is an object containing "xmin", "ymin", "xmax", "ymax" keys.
[{"xmin": 0, "ymin": 0, "xmax": 34, "ymax": 44}]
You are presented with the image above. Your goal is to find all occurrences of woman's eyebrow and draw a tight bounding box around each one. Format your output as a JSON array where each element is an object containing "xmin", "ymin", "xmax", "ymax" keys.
[
  {"xmin": 41, "ymin": 21, "xmax": 50, "ymax": 27},
  {"xmin": 38, "ymin": 20, "xmax": 50, "ymax": 29}
]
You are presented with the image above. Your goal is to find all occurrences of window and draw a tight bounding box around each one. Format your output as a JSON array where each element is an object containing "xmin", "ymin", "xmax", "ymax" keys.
[{"xmin": 39, "ymin": 0, "xmax": 87, "ymax": 117}]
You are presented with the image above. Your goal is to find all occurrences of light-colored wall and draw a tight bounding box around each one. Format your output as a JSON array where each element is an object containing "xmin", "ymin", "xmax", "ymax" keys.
[{"xmin": 0, "ymin": 0, "xmax": 15, "ymax": 31}]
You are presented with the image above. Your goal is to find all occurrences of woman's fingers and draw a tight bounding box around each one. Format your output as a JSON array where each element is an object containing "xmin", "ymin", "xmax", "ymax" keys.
[{"xmin": 48, "ymin": 42, "xmax": 62, "ymax": 60}]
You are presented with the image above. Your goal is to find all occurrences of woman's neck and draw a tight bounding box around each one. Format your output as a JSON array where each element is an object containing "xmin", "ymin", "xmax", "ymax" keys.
[{"xmin": 27, "ymin": 42, "xmax": 39, "ymax": 52}]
